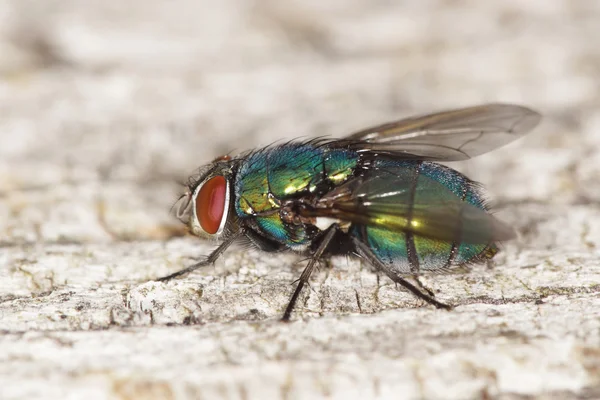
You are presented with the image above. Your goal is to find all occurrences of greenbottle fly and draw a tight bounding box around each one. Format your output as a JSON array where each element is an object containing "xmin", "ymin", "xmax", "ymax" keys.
[{"xmin": 161, "ymin": 103, "xmax": 541, "ymax": 320}]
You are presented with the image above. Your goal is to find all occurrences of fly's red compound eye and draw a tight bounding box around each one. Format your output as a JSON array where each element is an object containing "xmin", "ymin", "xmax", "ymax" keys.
[{"xmin": 195, "ymin": 175, "xmax": 227, "ymax": 235}]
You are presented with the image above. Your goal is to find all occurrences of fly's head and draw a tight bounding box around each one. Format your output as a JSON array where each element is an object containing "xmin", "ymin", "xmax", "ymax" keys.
[{"xmin": 173, "ymin": 155, "xmax": 239, "ymax": 240}]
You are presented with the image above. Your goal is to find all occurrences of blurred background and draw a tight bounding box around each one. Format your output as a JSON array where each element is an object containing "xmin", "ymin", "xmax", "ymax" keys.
[
  {"xmin": 1, "ymin": 2, "xmax": 600, "ymax": 399},
  {"xmin": 1, "ymin": 0, "xmax": 598, "ymax": 245}
]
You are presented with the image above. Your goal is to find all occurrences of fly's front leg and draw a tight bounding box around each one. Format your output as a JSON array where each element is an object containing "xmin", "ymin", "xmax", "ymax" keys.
[
  {"xmin": 281, "ymin": 226, "xmax": 339, "ymax": 321},
  {"xmin": 157, "ymin": 234, "xmax": 239, "ymax": 281}
]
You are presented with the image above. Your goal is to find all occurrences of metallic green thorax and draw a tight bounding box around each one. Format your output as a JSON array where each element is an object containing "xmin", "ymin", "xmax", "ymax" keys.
[{"xmin": 234, "ymin": 143, "xmax": 357, "ymax": 246}]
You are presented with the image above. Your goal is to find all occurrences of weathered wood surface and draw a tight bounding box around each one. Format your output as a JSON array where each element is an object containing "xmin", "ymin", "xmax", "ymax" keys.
[{"xmin": 1, "ymin": 1, "xmax": 599, "ymax": 399}]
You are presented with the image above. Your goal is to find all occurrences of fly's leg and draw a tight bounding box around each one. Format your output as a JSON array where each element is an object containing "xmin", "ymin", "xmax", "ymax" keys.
[
  {"xmin": 157, "ymin": 234, "xmax": 239, "ymax": 281},
  {"xmin": 282, "ymin": 226, "xmax": 338, "ymax": 321},
  {"xmin": 413, "ymin": 276, "xmax": 436, "ymax": 298},
  {"xmin": 388, "ymin": 273, "xmax": 451, "ymax": 310},
  {"xmin": 352, "ymin": 238, "xmax": 452, "ymax": 310}
]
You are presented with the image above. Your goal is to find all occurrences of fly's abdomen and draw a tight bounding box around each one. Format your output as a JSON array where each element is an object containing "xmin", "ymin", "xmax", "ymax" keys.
[
  {"xmin": 363, "ymin": 227, "xmax": 494, "ymax": 274},
  {"xmin": 357, "ymin": 161, "xmax": 497, "ymax": 273}
]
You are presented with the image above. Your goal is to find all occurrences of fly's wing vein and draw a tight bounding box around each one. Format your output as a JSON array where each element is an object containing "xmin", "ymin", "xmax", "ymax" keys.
[
  {"xmin": 300, "ymin": 172, "xmax": 514, "ymax": 245},
  {"xmin": 337, "ymin": 103, "xmax": 541, "ymax": 161}
]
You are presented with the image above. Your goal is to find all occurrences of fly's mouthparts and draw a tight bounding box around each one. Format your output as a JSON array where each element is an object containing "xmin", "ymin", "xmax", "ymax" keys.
[{"xmin": 174, "ymin": 191, "xmax": 193, "ymax": 223}]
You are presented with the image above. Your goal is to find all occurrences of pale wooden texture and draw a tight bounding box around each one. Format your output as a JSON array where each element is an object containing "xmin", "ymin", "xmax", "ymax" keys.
[{"xmin": 1, "ymin": 1, "xmax": 599, "ymax": 399}]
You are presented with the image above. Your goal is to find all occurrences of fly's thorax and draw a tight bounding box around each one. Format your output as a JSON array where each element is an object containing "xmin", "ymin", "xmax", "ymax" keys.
[
  {"xmin": 232, "ymin": 142, "xmax": 360, "ymax": 247},
  {"xmin": 174, "ymin": 157, "xmax": 239, "ymax": 240},
  {"xmin": 234, "ymin": 143, "xmax": 359, "ymax": 218}
]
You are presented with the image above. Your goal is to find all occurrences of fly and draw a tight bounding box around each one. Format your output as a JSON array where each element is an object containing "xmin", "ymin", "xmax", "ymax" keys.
[{"xmin": 159, "ymin": 103, "xmax": 541, "ymax": 321}]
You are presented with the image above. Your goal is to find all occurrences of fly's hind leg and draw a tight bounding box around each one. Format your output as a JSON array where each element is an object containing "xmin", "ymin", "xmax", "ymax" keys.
[
  {"xmin": 413, "ymin": 276, "xmax": 436, "ymax": 298},
  {"xmin": 352, "ymin": 238, "xmax": 452, "ymax": 310},
  {"xmin": 389, "ymin": 273, "xmax": 451, "ymax": 310}
]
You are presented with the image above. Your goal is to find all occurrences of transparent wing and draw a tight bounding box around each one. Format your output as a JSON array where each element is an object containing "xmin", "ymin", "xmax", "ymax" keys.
[
  {"xmin": 300, "ymin": 170, "xmax": 515, "ymax": 245},
  {"xmin": 340, "ymin": 103, "xmax": 541, "ymax": 161}
]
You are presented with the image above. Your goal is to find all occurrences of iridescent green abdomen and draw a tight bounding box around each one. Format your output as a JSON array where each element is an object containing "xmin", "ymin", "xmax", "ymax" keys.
[
  {"xmin": 234, "ymin": 143, "xmax": 358, "ymax": 247},
  {"xmin": 355, "ymin": 160, "xmax": 496, "ymax": 273}
]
